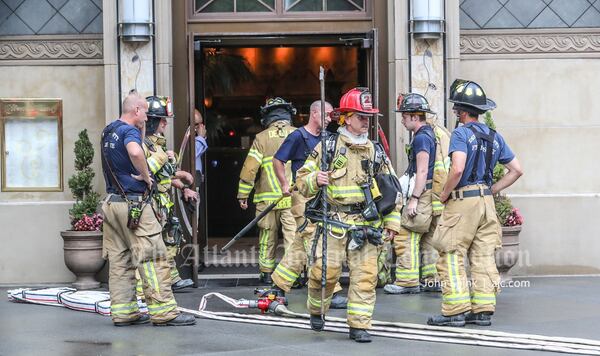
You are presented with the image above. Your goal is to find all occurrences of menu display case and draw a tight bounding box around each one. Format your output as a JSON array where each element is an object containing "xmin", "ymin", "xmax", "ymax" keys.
[{"xmin": 1, "ymin": 99, "xmax": 63, "ymax": 192}]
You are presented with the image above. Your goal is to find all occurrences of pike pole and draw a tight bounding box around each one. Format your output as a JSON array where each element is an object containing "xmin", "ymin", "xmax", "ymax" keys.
[
  {"xmin": 220, "ymin": 186, "xmax": 293, "ymax": 253},
  {"xmin": 318, "ymin": 66, "xmax": 328, "ymax": 317}
]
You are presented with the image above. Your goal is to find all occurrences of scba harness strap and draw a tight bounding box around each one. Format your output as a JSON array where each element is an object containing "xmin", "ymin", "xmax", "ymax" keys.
[
  {"xmin": 466, "ymin": 126, "xmax": 496, "ymax": 186},
  {"xmin": 406, "ymin": 127, "xmax": 436, "ymax": 176},
  {"xmin": 302, "ymin": 133, "xmax": 398, "ymax": 231}
]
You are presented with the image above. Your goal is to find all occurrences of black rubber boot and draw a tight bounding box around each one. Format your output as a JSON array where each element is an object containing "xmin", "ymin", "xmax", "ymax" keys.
[
  {"xmin": 310, "ymin": 314, "xmax": 325, "ymax": 331},
  {"xmin": 114, "ymin": 313, "xmax": 150, "ymax": 327},
  {"xmin": 427, "ymin": 313, "xmax": 466, "ymax": 327},
  {"xmin": 153, "ymin": 313, "xmax": 196, "ymax": 326},
  {"xmin": 171, "ymin": 279, "xmax": 194, "ymax": 292},
  {"xmin": 349, "ymin": 328, "xmax": 372, "ymax": 343},
  {"xmin": 465, "ymin": 311, "xmax": 492, "ymax": 326},
  {"xmin": 259, "ymin": 272, "xmax": 273, "ymax": 285},
  {"xmin": 330, "ymin": 292, "xmax": 348, "ymax": 309},
  {"xmin": 291, "ymin": 276, "xmax": 305, "ymax": 289}
]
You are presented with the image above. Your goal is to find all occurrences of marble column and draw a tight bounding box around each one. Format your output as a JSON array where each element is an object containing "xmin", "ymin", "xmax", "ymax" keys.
[
  {"xmin": 390, "ymin": 0, "xmax": 410, "ymax": 171},
  {"xmin": 391, "ymin": 0, "xmax": 461, "ymax": 173},
  {"xmin": 103, "ymin": 0, "xmax": 166, "ymax": 127}
]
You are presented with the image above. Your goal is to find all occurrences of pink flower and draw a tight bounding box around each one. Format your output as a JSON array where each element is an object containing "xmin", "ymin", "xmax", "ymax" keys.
[
  {"xmin": 73, "ymin": 213, "xmax": 104, "ymax": 231},
  {"xmin": 504, "ymin": 208, "xmax": 524, "ymax": 226}
]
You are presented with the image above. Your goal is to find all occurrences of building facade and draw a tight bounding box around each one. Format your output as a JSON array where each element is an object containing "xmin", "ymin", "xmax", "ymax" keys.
[{"xmin": 1, "ymin": 0, "xmax": 599, "ymax": 283}]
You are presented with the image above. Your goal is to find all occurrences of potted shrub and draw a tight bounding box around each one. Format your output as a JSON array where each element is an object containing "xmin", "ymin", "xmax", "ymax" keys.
[
  {"xmin": 484, "ymin": 113, "xmax": 524, "ymax": 281},
  {"xmin": 60, "ymin": 129, "xmax": 105, "ymax": 290}
]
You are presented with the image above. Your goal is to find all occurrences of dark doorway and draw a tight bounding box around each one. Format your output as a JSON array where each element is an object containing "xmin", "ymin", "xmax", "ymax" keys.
[{"xmin": 192, "ymin": 33, "xmax": 375, "ymax": 267}]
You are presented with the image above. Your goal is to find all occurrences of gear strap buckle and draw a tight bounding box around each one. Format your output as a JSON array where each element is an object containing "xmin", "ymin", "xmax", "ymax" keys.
[{"xmin": 451, "ymin": 190, "xmax": 464, "ymax": 200}]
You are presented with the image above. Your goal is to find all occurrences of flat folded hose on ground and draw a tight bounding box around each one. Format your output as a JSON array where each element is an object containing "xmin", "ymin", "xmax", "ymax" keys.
[{"xmin": 178, "ymin": 292, "xmax": 600, "ymax": 355}]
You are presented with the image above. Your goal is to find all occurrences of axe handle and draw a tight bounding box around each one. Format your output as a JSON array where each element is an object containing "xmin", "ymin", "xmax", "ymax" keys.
[
  {"xmin": 221, "ymin": 185, "xmax": 295, "ymax": 253},
  {"xmin": 220, "ymin": 200, "xmax": 277, "ymax": 253}
]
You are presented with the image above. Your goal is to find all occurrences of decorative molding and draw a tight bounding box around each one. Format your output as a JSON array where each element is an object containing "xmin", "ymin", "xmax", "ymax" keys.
[
  {"xmin": 460, "ymin": 29, "xmax": 600, "ymax": 59},
  {"xmin": 0, "ymin": 35, "xmax": 103, "ymax": 65}
]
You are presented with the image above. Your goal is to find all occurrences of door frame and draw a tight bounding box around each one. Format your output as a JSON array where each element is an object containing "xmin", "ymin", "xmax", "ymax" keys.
[{"xmin": 184, "ymin": 30, "xmax": 381, "ymax": 277}]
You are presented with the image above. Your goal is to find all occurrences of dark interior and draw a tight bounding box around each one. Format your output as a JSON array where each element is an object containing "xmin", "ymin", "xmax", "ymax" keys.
[{"xmin": 193, "ymin": 39, "xmax": 370, "ymax": 244}]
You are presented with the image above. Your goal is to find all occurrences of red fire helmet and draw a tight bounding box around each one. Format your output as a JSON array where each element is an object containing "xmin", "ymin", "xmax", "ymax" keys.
[{"xmin": 331, "ymin": 87, "xmax": 379, "ymax": 117}]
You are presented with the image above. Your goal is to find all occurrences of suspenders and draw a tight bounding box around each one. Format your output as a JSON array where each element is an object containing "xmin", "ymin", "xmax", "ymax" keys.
[
  {"xmin": 407, "ymin": 127, "xmax": 436, "ymax": 176},
  {"xmin": 466, "ymin": 125, "xmax": 496, "ymax": 186}
]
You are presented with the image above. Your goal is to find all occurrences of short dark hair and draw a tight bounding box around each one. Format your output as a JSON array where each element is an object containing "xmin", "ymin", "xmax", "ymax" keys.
[{"xmin": 405, "ymin": 112, "xmax": 426, "ymax": 121}]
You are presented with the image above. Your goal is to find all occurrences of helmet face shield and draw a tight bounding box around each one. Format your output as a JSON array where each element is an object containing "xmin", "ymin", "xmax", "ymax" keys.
[
  {"xmin": 164, "ymin": 97, "xmax": 173, "ymax": 117},
  {"xmin": 146, "ymin": 95, "xmax": 174, "ymax": 119}
]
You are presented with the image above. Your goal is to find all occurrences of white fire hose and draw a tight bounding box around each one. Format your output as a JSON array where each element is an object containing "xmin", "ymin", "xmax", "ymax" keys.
[{"xmin": 179, "ymin": 293, "xmax": 600, "ymax": 355}]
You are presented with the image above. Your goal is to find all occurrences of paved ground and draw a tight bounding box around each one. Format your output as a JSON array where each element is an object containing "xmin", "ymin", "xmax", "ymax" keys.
[{"xmin": 2, "ymin": 276, "xmax": 599, "ymax": 356}]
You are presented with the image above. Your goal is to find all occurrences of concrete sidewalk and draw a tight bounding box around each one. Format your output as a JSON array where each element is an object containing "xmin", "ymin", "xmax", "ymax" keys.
[{"xmin": 1, "ymin": 276, "xmax": 599, "ymax": 355}]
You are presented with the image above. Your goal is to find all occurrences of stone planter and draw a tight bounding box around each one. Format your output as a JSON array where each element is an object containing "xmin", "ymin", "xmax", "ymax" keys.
[
  {"xmin": 61, "ymin": 230, "xmax": 105, "ymax": 290},
  {"xmin": 495, "ymin": 225, "xmax": 522, "ymax": 282}
]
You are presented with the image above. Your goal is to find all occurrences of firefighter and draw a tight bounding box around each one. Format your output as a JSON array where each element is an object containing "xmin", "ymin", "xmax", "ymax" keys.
[
  {"xmin": 296, "ymin": 87, "xmax": 401, "ymax": 343},
  {"xmin": 237, "ymin": 98, "xmax": 297, "ymax": 284},
  {"xmin": 427, "ymin": 79, "xmax": 523, "ymax": 327},
  {"xmin": 270, "ymin": 100, "xmax": 347, "ymax": 309},
  {"xmin": 384, "ymin": 93, "xmax": 448, "ymax": 294},
  {"xmin": 100, "ymin": 91, "xmax": 194, "ymax": 326},
  {"xmin": 140, "ymin": 96, "xmax": 198, "ymax": 293}
]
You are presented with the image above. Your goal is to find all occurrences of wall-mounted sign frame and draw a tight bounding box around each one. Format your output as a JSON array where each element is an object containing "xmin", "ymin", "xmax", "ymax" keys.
[{"xmin": 1, "ymin": 99, "xmax": 63, "ymax": 192}]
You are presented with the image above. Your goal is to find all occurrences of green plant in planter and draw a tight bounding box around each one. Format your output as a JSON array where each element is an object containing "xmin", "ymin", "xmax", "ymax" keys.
[
  {"xmin": 484, "ymin": 112, "xmax": 524, "ymax": 227},
  {"xmin": 67, "ymin": 129, "xmax": 102, "ymax": 231}
]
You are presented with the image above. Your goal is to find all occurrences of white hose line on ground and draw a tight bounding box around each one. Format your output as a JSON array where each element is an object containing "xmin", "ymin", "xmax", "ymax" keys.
[
  {"xmin": 182, "ymin": 309, "xmax": 600, "ymax": 353},
  {"xmin": 7, "ymin": 287, "xmax": 149, "ymax": 316},
  {"xmin": 180, "ymin": 308, "xmax": 600, "ymax": 355},
  {"xmin": 184, "ymin": 293, "xmax": 600, "ymax": 355},
  {"xmin": 197, "ymin": 293, "xmax": 600, "ymax": 348}
]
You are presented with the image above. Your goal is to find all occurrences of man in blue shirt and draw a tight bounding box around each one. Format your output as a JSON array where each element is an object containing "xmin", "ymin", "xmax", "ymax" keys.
[
  {"xmin": 427, "ymin": 80, "xmax": 523, "ymax": 327},
  {"xmin": 269, "ymin": 100, "xmax": 347, "ymax": 309},
  {"xmin": 194, "ymin": 109, "xmax": 208, "ymax": 271},
  {"xmin": 101, "ymin": 91, "xmax": 195, "ymax": 327},
  {"xmin": 384, "ymin": 93, "xmax": 440, "ymax": 295},
  {"xmin": 194, "ymin": 109, "xmax": 208, "ymax": 181}
]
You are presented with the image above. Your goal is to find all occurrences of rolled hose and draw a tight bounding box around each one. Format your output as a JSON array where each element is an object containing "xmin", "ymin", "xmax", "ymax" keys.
[{"xmin": 180, "ymin": 292, "xmax": 600, "ymax": 355}]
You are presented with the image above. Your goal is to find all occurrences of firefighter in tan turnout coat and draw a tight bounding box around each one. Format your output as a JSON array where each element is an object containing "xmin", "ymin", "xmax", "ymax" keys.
[
  {"xmin": 427, "ymin": 79, "xmax": 523, "ymax": 327},
  {"xmin": 238, "ymin": 98, "xmax": 297, "ymax": 283},
  {"xmin": 296, "ymin": 87, "xmax": 401, "ymax": 343}
]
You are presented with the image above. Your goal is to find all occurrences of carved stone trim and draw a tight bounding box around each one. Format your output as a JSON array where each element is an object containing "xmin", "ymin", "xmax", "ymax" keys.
[
  {"xmin": 460, "ymin": 29, "xmax": 600, "ymax": 59},
  {"xmin": 0, "ymin": 35, "xmax": 103, "ymax": 65}
]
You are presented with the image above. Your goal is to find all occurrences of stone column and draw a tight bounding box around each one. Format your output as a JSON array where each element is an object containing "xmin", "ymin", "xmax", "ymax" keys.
[
  {"xmin": 119, "ymin": 32, "xmax": 154, "ymax": 101},
  {"xmin": 445, "ymin": 0, "xmax": 461, "ymax": 130},
  {"xmin": 391, "ymin": 0, "xmax": 461, "ymax": 174},
  {"xmin": 155, "ymin": 0, "xmax": 174, "ymax": 149},
  {"xmin": 102, "ymin": 0, "xmax": 160, "ymax": 123},
  {"xmin": 390, "ymin": 0, "xmax": 410, "ymax": 171},
  {"xmin": 409, "ymin": 7, "xmax": 445, "ymax": 128},
  {"xmin": 102, "ymin": 0, "xmax": 119, "ymax": 124}
]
